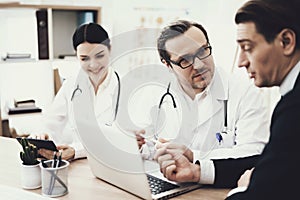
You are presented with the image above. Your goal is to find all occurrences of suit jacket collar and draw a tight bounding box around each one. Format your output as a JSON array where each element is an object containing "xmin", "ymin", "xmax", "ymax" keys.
[{"xmin": 271, "ymin": 64, "xmax": 300, "ymax": 125}]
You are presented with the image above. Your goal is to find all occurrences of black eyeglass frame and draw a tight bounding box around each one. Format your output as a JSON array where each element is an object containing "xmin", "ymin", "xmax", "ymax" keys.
[{"xmin": 168, "ymin": 44, "xmax": 212, "ymax": 69}]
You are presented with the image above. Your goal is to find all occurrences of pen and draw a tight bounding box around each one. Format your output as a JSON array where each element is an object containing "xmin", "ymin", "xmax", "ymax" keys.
[
  {"xmin": 52, "ymin": 152, "xmax": 57, "ymax": 168},
  {"xmin": 42, "ymin": 160, "xmax": 68, "ymax": 194},
  {"xmin": 216, "ymin": 132, "xmax": 223, "ymax": 144},
  {"xmin": 41, "ymin": 159, "xmax": 48, "ymax": 168},
  {"xmin": 49, "ymin": 152, "xmax": 57, "ymax": 195},
  {"xmin": 56, "ymin": 151, "xmax": 62, "ymax": 168}
]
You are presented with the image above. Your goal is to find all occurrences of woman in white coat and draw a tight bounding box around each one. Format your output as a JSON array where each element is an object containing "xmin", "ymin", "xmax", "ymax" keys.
[{"xmin": 35, "ymin": 23, "xmax": 119, "ymax": 160}]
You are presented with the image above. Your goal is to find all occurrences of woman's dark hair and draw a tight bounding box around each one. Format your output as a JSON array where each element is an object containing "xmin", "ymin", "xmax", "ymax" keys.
[{"xmin": 72, "ymin": 22, "xmax": 111, "ymax": 50}]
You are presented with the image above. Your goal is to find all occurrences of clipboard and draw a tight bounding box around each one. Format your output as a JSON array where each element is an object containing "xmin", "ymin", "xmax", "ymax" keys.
[{"xmin": 16, "ymin": 137, "xmax": 57, "ymax": 151}]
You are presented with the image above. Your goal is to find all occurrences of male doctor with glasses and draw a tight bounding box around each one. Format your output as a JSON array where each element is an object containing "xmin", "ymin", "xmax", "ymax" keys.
[{"xmin": 145, "ymin": 20, "xmax": 271, "ymax": 188}]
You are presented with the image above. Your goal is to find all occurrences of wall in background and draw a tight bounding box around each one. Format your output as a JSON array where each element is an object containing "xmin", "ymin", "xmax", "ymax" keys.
[
  {"xmin": 0, "ymin": 8, "xmax": 38, "ymax": 59},
  {"xmin": 0, "ymin": 0, "xmax": 280, "ymax": 125},
  {"xmin": 105, "ymin": 0, "xmax": 247, "ymax": 75}
]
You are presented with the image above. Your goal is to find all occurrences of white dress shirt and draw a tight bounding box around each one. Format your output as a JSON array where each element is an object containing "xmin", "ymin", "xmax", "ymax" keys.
[{"xmin": 279, "ymin": 61, "xmax": 300, "ymax": 96}]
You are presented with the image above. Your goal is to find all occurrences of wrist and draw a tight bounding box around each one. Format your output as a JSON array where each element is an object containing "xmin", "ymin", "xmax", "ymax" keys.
[
  {"xmin": 192, "ymin": 162, "xmax": 200, "ymax": 182},
  {"xmin": 185, "ymin": 149, "xmax": 194, "ymax": 162},
  {"xmin": 70, "ymin": 147, "xmax": 75, "ymax": 160}
]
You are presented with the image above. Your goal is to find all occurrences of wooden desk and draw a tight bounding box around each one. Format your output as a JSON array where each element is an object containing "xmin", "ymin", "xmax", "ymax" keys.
[{"xmin": 0, "ymin": 137, "xmax": 230, "ymax": 199}]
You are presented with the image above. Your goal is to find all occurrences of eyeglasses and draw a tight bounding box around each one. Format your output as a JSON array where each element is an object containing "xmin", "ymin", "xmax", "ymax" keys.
[{"xmin": 169, "ymin": 44, "xmax": 212, "ymax": 69}]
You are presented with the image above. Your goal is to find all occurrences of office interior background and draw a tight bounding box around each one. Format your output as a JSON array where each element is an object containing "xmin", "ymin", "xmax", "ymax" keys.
[{"xmin": 0, "ymin": 0, "xmax": 280, "ymax": 134}]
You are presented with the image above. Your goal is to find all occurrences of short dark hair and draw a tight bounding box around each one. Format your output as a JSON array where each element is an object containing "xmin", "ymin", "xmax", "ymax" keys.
[
  {"xmin": 235, "ymin": 0, "xmax": 300, "ymax": 49},
  {"xmin": 72, "ymin": 22, "xmax": 111, "ymax": 50},
  {"xmin": 157, "ymin": 20, "xmax": 210, "ymax": 65}
]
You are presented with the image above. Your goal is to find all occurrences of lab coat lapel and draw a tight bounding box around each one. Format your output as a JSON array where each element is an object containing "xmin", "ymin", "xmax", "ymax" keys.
[
  {"xmin": 95, "ymin": 92, "xmax": 112, "ymax": 115},
  {"xmin": 195, "ymin": 69, "xmax": 228, "ymax": 127},
  {"xmin": 94, "ymin": 73, "xmax": 116, "ymax": 117}
]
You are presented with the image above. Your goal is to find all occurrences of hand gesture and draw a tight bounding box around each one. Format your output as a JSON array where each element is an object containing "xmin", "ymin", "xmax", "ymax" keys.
[
  {"xmin": 28, "ymin": 133, "xmax": 49, "ymax": 140},
  {"xmin": 133, "ymin": 129, "xmax": 146, "ymax": 149},
  {"xmin": 39, "ymin": 145, "xmax": 75, "ymax": 161},
  {"xmin": 155, "ymin": 141, "xmax": 194, "ymax": 162},
  {"xmin": 155, "ymin": 151, "xmax": 200, "ymax": 182},
  {"xmin": 154, "ymin": 141, "xmax": 199, "ymax": 182}
]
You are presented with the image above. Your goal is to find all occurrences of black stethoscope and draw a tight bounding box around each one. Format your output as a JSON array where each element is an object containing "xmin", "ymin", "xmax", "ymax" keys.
[
  {"xmin": 152, "ymin": 82, "xmax": 178, "ymax": 140},
  {"xmin": 70, "ymin": 72, "xmax": 176, "ymax": 130},
  {"xmin": 158, "ymin": 85, "xmax": 230, "ymax": 143},
  {"xmin": 71, "ymin": 73, "xmax": 230, "ymax": 144},
  {"xmin": 158, "ymin": 82, "xmax": 177, "ymax": 109},
  {"xmin": 71, "ymin": 85, "xmax": 82, "ymax": 101},
  {"xmin": 71, "ymin": 71, "xmax": 121, "ymax": 124}
]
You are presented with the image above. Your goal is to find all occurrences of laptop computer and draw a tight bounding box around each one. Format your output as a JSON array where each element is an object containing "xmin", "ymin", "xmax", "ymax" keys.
[
  {"xmin": 75, "ymin": 119, "xmax": 201, "ymax": 200},
  {"xmin": 70, "ymin": 73, "xmax": 202, "ymax": 199}
]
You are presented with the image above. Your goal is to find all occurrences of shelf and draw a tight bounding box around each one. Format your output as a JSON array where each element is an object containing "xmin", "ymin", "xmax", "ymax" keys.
[{"xmin": 0, "ymin": 2, "xmax": 101, "ymax": 60}]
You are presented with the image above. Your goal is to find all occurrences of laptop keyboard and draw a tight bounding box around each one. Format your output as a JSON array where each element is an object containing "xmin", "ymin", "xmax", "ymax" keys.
[{"xmin": 147, "ymin": 174, "xmax": 179, "ymax": 195}]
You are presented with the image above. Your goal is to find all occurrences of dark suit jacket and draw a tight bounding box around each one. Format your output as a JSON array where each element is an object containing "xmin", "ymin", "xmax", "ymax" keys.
[{"xmin": 224, "ymin": 72, "xmax": 300, "ymax": 199}]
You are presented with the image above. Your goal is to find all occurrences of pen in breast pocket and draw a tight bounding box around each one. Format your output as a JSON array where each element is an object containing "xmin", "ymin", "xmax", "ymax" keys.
[{"xmin": 216, "ymin": 132, "xmax": 223, "ymax": 144}]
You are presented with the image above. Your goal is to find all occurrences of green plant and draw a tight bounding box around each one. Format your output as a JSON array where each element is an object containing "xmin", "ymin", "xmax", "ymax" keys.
[{"xmin": 19, "ymin": 138, "xmax": 39, "ymax": 165}]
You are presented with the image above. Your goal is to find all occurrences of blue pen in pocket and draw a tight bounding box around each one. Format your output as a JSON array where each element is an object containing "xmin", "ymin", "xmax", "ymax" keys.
[{"xmin": 216, "ymin": 132, "xmax": 223, "ymax": 145}]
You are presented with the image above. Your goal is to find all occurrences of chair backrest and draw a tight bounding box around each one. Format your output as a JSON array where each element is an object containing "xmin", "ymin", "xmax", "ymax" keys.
[{"xmin": 53, "ymin": 68, "xmax": 62, "ymax": 95}]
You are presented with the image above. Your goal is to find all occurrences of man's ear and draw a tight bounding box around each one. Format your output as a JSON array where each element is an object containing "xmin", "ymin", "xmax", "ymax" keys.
[
  {"xmin": 279, "ymin": 29, "xmax": 296, "ymax": 55},
  {"xmin": 161, "ymin": 58, "xmax": 172, "ymax": 68}
]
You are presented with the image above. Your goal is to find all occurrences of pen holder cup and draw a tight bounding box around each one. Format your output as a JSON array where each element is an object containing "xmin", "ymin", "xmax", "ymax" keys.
[{"xmin": 40, "ymin": 160, "xmax": 69, "ymax": 197}]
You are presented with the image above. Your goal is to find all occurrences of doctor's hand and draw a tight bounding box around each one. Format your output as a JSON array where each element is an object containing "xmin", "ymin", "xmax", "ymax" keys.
[
  {"xmin": 154, "ymin": 151, "xmax": 200, "ymax": 182},
  {"xmin": 39, "ymin": 145, "xmax": 75, "ymax": 161},
  {"xmin": 28, "ymin": 133, "xmax": 49, "ymax": 140},
  {"xmin": 134, "ymin": 129, "xmax": 146, "ymax": 149},
  {"xmin": 238, "ymin": 168, "xmax": 254, "ymax": 188},
  {"xmin": 155, "ymin": 141, "xmax": 194, "ymax": 162}
]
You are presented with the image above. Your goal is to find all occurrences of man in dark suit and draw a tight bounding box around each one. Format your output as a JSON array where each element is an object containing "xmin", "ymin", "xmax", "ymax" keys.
[
  {"xmin": 225, "ymin": 0, "xmax": 300, "ymax": 199},
  {"xmin": 154, "ymin": 0, "xmax": 300, "ymax": 198}
]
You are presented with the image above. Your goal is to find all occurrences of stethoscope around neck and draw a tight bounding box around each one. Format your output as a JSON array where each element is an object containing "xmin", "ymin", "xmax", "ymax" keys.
[
  {"xmin": 70, "ymin": 71, "xmax": 176, "ymax": 131},
  {"xmin": 71, "ymin": 71, "xmax": 121, "ymax": 125},
  {"xmin": 71, "ymin": 70, "xmax": 230, "ymax": 145},
  {"xmin": 159, "ymin": 85, "xmax": 230, "ymax": 144},
  {"xmin": 158, "ymin": 82, "xmax": 177, "ymax": 109},
  {"xmin": 152, "ymin": 82, "xmax": 178, "ymax": 140}
]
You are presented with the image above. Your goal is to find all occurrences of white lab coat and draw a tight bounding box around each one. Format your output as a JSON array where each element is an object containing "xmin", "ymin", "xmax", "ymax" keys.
[
  {"xmin": 188, "ymin": 68, "xmax": 270, "ymax": 160},
  {"xmin": 37, "ymin": 67, "xmax": 118, "ymax": 159},
  {"xmin": 136, "ymin": 67, "xmax": 270, "ymax": 160}
]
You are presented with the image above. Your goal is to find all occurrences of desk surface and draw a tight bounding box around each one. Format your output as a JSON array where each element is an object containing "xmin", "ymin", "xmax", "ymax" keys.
[{"xmin": 0, "ymin": 137, "xmax": 230, "ymax": 199}]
